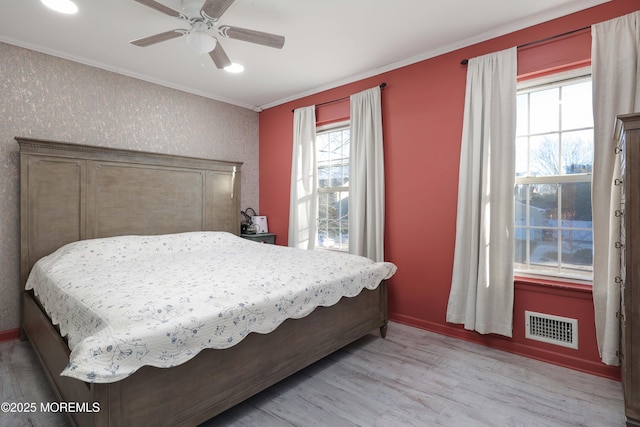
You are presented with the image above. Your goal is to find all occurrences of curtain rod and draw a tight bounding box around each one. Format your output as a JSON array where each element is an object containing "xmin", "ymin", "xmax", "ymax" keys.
[
  {"xmin": 460, "ymin": 25, "xmax": 590, "ymax": 65},
  {"xmin": 291, "ymin": 82, "xmax": 387, "ymax": 113}
]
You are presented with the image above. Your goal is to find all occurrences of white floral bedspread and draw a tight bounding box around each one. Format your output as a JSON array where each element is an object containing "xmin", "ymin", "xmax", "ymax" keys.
[{"xmin": 25, "ymin": 232, "xmax": 396, "ymax": 383}]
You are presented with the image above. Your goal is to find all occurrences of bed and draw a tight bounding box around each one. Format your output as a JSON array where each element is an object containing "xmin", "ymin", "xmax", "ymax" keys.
[{"xmin": 18, "ymin": 137, "xmax": 394, "ymax": 427}]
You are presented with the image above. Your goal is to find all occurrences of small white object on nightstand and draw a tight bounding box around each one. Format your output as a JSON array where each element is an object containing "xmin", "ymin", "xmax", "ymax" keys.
[{"xmin": 252, "ymin": 216, "xmax": 268, "ymax": 233}]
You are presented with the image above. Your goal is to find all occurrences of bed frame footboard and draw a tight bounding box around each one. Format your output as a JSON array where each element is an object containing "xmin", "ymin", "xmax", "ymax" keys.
[{"xmin": 23, "ymin": 282, "xmax": 387, "ymax": 427}]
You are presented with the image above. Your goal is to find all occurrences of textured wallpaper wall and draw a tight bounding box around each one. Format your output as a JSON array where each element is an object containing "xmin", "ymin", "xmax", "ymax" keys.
[{"xmin": 0, "ymin": 42, "xmax": 259, "ymax": 332}]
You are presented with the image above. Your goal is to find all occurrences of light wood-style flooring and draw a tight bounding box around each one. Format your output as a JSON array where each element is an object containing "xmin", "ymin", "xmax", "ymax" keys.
[{"xmin": 0, "ymin": 322, "xmax": 625, "ymax": 426}]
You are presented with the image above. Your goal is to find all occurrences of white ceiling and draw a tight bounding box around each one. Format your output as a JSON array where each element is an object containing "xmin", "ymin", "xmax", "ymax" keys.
[{"xmin": 0, "ymin": 0, "xmax": 609, "ymax": 111}]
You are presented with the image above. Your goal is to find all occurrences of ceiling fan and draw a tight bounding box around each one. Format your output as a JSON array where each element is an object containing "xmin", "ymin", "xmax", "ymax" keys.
[{"xmin": 130, "ymin": 0, "xmax": 285, "ymax": 70}]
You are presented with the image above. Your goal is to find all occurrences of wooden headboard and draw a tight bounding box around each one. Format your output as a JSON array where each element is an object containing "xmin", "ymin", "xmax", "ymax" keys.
[{"xmin": 18, "ymin": 137, "xmax": 242, "ymax": 287}]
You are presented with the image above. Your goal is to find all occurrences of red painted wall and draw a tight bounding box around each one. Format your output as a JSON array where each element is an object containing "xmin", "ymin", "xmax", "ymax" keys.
[
  {"xmin": 0, "ymin": 328, "xmax": 19, "ymax": 342},
  {"xmin": 259, "ymin": 0, "xmax": 639, "ymax": 379}
]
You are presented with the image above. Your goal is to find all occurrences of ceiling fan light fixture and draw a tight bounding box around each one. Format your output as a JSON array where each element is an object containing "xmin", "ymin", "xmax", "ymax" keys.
[
  {"xmin": 186, "ymin": 31, "xmax": 217, "ymax": 54},
  {"xmin": 41, "ymin": 0, "xmax": 78, "ymax": 14},
  {"xmin": 224, "ymin": 63, "xmax": 244, "ymax": 73}
]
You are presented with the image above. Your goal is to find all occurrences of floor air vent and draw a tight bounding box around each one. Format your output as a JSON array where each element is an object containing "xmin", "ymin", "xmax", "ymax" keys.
[{"xmin": 525, "ymin": 311, "xmax": 578, "ymax": 349}]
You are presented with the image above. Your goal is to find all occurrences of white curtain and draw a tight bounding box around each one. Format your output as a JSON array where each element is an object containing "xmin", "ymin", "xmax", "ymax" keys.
[
  {"xmin": 289, "ymin": 106, "xmax": 317, "ymax": 249},
  {"xmin": 446, "ymin": 47, "xmax": 517, "ymax": 337},
  {"xmin": 591, "ymin": 11, "xmax": 640, "ymax": 366},
  {"xmin": 349, "ymin": 86, "xmax": 385, "ymax": 262}
]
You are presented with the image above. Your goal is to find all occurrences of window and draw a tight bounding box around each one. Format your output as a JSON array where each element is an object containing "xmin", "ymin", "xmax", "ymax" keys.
[
  {"xmin": 514, "ymin": 69, "xmax": 593, "ymax": 281},
  {"xmin": 316, "ymin": 122, "xmax": 350, "ymax": 250}
]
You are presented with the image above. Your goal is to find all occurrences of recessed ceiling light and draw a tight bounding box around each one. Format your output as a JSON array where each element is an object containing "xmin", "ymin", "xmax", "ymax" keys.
[
  {"xmin": 224, "ymin": 63, "xmax": 244, "ymax": 74},
  {"xmin": 41, "ymin": 0, "xmax": 78, "ymax": 14}
]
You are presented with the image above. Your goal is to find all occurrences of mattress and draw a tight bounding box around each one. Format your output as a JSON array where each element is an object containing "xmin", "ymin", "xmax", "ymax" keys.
[{"xmin": 25, "ymin": 231, "xmax": 397, "ymax": 383}]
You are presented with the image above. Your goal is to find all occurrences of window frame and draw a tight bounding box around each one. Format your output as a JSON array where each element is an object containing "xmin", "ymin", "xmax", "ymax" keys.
[
  {"xmin": 315, "ymin": 120, "xmax": 350, "ymax": 252},
  {"xmin": 514, "ymin": 67, "xmax": 594, "ymax": 285}
]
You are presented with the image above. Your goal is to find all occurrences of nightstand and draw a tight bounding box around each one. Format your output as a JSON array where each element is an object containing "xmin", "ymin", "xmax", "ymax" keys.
[{"xmin": 240, "ymin": 233, "xmax": 276, "ymax": 244}]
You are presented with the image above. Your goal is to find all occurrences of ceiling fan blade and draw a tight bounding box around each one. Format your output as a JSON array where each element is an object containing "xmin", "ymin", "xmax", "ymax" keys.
[
  {"xmin": 130, "ymin": 30, "xmax": 186, "ymax": 47},
  {"xmin": 200, "ymin": 0, "xmax": 235, "ymax": 21},
  {"xmin": 133, "ymin": 0, "xmax": 184, "ymax": 18},
  {"xmin": 218, "ymin": 25, "xmax": 285, "ymax": 49},
  {"xmin": 209, "ymin": 42, "xmax": 232, "ymax": 69}
]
